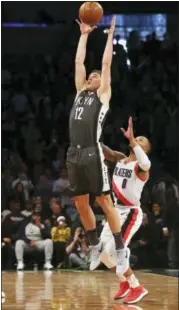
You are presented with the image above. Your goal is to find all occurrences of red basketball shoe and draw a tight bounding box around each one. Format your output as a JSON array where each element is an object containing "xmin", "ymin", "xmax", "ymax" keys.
[
  {"xmin": 114, "ymin": 281, "xmax": 130, "ymax": 300},
  {"xmin": 123, "ymin": 286, "xmax": 148, "ymax": 304}
]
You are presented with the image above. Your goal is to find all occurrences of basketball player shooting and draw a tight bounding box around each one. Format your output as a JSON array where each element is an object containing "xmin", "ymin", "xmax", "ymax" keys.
[
  {"xmin": 67, "ymin": 16, "xmax": 128, "ymax": 273},
  {"xmin": 97, "ymin": 117, "xmax": 151, "ymax": 304}
]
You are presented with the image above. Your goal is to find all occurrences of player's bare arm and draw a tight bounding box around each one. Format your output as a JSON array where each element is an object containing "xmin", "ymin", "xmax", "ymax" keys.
[
  {"xmin": 75, "ymin": 20, "xmax": 96, "ymax": 92},
  {"xmin": 98, "ymin": 16, "xmax": 116, "ymax": 104},
  {"xmin": 102, "ymin": 144, "xmax": 126, "ymax": 162},
  {"xmin": 121, "ymin": 117, "xmax": 151, "ymax": 180}
]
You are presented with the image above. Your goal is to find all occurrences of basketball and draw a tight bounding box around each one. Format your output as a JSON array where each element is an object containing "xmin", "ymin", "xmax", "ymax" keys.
[{"xmin": 79, "ymin": 2, "xmax": 103, "ymax": 25}]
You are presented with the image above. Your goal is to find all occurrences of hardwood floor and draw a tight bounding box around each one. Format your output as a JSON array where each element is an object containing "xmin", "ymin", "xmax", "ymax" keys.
[{"xmin": 2, "ymin": 270, "xmax": 178, "ymax": 309}]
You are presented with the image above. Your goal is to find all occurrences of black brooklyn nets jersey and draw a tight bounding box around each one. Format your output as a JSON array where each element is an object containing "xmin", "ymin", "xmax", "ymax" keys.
[{"xmin": 69, "ymin": 90, "xmax": 109, "ymax": 146}]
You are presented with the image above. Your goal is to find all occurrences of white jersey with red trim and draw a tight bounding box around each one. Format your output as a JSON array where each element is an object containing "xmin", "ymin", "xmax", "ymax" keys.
[{"xmin": 112, "ymin": 160, "xmax": 148, "ymax": 207}]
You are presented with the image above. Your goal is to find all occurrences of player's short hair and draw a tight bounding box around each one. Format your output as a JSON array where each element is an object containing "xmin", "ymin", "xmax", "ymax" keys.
[
  {"xmin": 136, "ymin": 136, "xmax": 151, "ymax": 154},
  {"xmin": 91, "ymin": 70, "xmax": 101, "ymax": 76}
]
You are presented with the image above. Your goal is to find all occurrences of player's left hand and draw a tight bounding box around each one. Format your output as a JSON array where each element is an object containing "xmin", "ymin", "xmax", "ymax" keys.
[
  {"xmin": 120, "ymin": 117, "xmax": 134, "ymax": 141},
  {"xmin": 76, "ymin": 20, "xmax": 97, "ymax": 34}
]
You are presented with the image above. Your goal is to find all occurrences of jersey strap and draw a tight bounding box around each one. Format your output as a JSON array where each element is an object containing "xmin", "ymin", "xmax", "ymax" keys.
[{"xmin": 112, "ymin": 180, "xmax": 134, "ymax": 207}]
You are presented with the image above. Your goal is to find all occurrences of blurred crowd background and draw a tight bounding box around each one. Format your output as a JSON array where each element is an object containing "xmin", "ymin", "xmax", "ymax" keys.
[{"xmin": 1, "ymin": 2, "xmax": 179, "ymax": 272}]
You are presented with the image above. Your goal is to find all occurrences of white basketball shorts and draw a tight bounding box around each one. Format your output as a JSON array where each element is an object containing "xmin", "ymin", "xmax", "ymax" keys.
[{"xmin": 100, "ymin": 207, "xmax": 143, "ymax": 268}]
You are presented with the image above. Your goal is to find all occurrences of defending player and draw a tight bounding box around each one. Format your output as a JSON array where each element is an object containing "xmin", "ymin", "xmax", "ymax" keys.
[
  {"xmin": 99, "ymin": 117, "xmax": 151, "ymax": 304},
  {"xmin": 67, "ymin": 17, "xmax": 128, "ymax": 273}
]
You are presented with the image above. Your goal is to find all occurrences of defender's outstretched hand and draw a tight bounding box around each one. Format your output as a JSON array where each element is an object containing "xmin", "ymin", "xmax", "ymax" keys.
[
  {"xmin": 106, "ymin": 16, "xmax": 116, "ymax": 35},
  {"xmin": 121, "ymin": 117, "xmax": 134, "ymax": 141},
  {"xmin": 76, "ymin": 19, "xmax": 97, "ymax": 35}
]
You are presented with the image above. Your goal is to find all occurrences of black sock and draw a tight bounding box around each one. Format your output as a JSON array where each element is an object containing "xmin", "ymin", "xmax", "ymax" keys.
[
  {"xmin": 86, "ymin": 229, "xmax": 99, "ymax": 246},
  {"xmin": 113, "ymin": 232, "xmax": 124, "ymax": 250}
]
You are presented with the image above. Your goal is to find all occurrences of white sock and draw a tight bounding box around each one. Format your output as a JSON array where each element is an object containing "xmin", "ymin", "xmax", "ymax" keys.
[
  {"xmin": 127, "ymin": 273, "xmax": 140, "ymax": 288},
  {"xmin": 118, "ymin": 274, "xmax": 127, "ymax": 283}
]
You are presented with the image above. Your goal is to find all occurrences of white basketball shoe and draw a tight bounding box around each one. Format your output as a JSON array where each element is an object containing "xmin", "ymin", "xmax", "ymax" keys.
[{"xmin": 89, "ymin": 242, "xmax": 103, "ymax": 271}]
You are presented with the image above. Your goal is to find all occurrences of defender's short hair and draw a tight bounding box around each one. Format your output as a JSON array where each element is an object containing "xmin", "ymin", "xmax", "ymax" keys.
[{"xmin": 91, "ymin": 70, "xmax": 101, "ymax": 76}]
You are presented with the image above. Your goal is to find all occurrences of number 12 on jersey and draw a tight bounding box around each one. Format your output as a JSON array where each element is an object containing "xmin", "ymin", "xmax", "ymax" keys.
[{"xmin": 75, "ymin": 107, "xmax": 84, "ymax": 120}]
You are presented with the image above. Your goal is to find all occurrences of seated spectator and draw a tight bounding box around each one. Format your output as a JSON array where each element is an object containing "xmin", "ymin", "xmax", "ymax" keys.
[
  {"xmin": 2, "ymin": 200, "xmax": 25, "ymax": 270},
  {"xmin": 15, "ymin": 210, "xmax": 53, "ymax": 271},
  {"xmin": 1, "ymin": 208, "xmax": 11, "ymax": 222},
  {"xmin": 48, "ymin": 197, "xmax": 71, "ymax": 227},
  {"xmin": 53, "ymin": 168, "xmax": 71, "ymax": 207},
  {"xmin": 12, "ymin": 181, "xmax": 26, "ymax": 209},
  {"xmin": 131, "ymin": 213, "xmax": 166, "ymax": 268},
  {"xmin": 152, "ymin": 202, "xmax": 163, "ymax": 225},
  {"xmin": 2, "ymin": 200, "xmax": 25, "ymax": 238},
  {"xmin": 66, "ymin": 227, "xmax": 89, "ymax": 270},
  {"xmin": 21, "ymin": 201, "xmax": 33, "ymax": 218},
  {"xmin": 51, "ymin": 216, "xmax": 71, "ymax": 268},
  {"xmin": 32, "ymin": 196, "xmax": 46, "ymax": 219},
  {"xmin": 32, "ymin": 196, "xmax": 43, "ymax": 211},
  {"xmin": 12, "ymin": 172, "xmax": 34, "ymax": 201}
]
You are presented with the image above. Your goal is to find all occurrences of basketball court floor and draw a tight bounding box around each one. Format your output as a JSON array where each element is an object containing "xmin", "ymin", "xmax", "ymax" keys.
[{"xmin": 2, "ymin": 270, "xmax": 178, "ymax": 309}]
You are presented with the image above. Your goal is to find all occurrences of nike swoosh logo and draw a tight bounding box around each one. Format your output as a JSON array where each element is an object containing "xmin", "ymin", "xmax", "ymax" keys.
[
  {"xmin": 89, "ymin": 153, "xmax": 95, "ymax": 157},
  {"xmin": 121, "ymin": 212, "xmax": 126, "ymax": 216},
  {"xmin": 125, "ymin": 251, "xmax": 128, "ymax": 259},
  {"xmin": 98, "ymin": 244, "xmax": 103, "ymax": 253}
]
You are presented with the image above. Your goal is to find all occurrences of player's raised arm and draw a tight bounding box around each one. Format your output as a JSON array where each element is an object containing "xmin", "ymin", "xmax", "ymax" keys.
[
  {"xmin": 99, "ymin": 16, "xmax": 116, "ymax": 98},
  {"xmin": 102, "ymin": 144, "xmax": 126, "ymax": 162},
  {"xmin": 75, "ymin": 20, "xmax": 96, "ymax": 92},
  {"xmin": 121, "ymin": 117, "xmax": 151, "ymax": 179}
]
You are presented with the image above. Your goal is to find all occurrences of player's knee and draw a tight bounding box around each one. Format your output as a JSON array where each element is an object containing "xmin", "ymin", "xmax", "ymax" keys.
[
  {"xmin": 73, "ymin": 195, "xmax": 89, "ymax": 212},
  {"xmin": 96, "ymin": 195, "xmax": 113, "ymax": 214}
]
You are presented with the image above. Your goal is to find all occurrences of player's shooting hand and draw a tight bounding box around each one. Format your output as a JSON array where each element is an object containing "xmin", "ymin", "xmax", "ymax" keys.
[
  {"xmin": 76, "ymin": 20, "xmax": 97, "ymax": 34},
  {"xmin": 121, "ymin": 117, "xmax": 134, "ymax": 142}
]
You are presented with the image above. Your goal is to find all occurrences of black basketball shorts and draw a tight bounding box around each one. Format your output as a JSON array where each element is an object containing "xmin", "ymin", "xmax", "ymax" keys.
[{"xmin": 66, "ymin": 144, "xmax": 110, "ymax": 196}]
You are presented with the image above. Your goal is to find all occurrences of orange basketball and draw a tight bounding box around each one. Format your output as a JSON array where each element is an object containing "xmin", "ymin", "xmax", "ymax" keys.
[{"xmin": 79, "ymin": 2, "xmax": 103, "ymax": 25}]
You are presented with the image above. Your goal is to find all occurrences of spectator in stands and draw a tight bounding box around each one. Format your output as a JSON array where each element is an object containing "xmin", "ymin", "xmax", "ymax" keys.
[
  {"xmin": 51, "ymin": 216, "xmax": 71, "ymax": 268},
  {"xmin": 131, "ymin": 213, "xmax": 164, "ymax": 268},
  {"xmin": 12, "ymin": 172, "xmax": 34, "ymax": 201},
  {"xmin": 15, "ymin": 210, "xmax": 53, "ymax": 271},
  {"xmin": 48, "ymin": 197, "xmax": 71, "ymax": 227},
  {"xmin": 2, "ymin": 200, "xmax": 25, "ymax": 237},
  {"xmin": 12, "ymin": 181, "xmax": 26, "ymax": 209},
  {"xmin": 66, "ymin": 227, "xmax": 89, "ymax": 270},
  {"xmin": 152, "ymin": 176, "xmax": 179, "ymax": 268},
  {"xmin": 2, "ymin": 200, "xmax": 25, "ymax": 270},
  {"xmin": 21, "ymin": 201, "xmax": 33, "ymax": 218},
  {"xmin": 152, "ymin": 203, "xmax": 163, "ymax": 225},
  {"xmin": 1, "ymin": 197, "xmax": 12, "ymax": 222},
  {"xmin": 53, "ymin": 168, "xmax": 71, "ymax": 207},
  {"xmin": 33, "ymin": 196, "xmax": 43, "ymax": 212}
]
